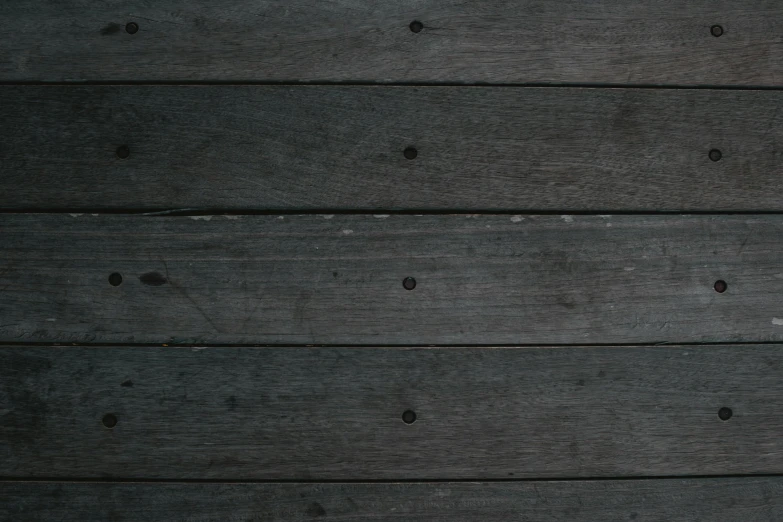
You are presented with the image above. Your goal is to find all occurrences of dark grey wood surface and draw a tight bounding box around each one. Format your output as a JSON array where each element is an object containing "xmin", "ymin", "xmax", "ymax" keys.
[
  {"xmin": 2, "ymin": 344, "xmax": 782, "ymax": 479},
  {"xmin": 3, "ymin": 478, "xmax": 783, "ymax": 521},
  {"xmin": 1, "ymin": 1, "xmax": 781, "ymax": 84},
  {"xmin": 2, "ymin": 86, "xmax": 783, "ymax": 211},
  {"xmin": 4, "ymin": 0, "xmax": 781, "ymax": 514},
  {"xmin": 1, "ymin": 213, "xmax": 783, "ymax": 344}
]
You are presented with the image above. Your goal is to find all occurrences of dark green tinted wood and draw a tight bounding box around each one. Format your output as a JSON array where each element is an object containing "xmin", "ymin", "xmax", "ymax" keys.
[
  {"xmin": 1, "ymin": 345, "xmax": 782, "ymax": 479},
  {"xmin": 0, "ymin": 213, "xmax": 782, "ymax": 344},
  {"xmin": 1, "ymin": 1, "xmax": 781, "ymax": 84},
  {"xmin": 2, "ymin": 86, "xmax": 783, "ymax": 211},
  {"xmin": 3, "ymin": 478, "xmax": 783, "ymax": 521}
]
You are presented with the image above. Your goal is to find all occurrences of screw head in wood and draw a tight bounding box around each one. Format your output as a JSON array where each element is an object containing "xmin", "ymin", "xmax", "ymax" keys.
[
  {"xmin": 402, "ymin": 410, "xmax": 417, "ymax": 424},
  {"xmin": 109, "ymin": 273, "xmax": 123, "ymax": 286},
  {"xmin": 709, "ymin": 149, "xmax": 722, "ymax": 162},
  {"xmin": 714, "ymin": 280, "xmax": 727, "ymax": 293},
  {"xmin": 126, "ymin": 22, "xmax": 139, "ymax": 34},
  {"xmin": 403, "ymin": 277, "xmax": 417, "ymax": 290},
  {"xmin": 711, "ymin": 25, "xmax": 723, "ymax": 37},
  {"xmin": 102, "ymin": 413, "xmax": 118, "ymax": 428},
  {"xmin": 404, "ymin": 147, "xmax": 418, "ymax": 160},
  {"xmin": 116, "ymin": 145, "xmax": 130, "ymax": 159},
  {"xmin": 718, "ymin": 407, "xmax": 732, "ymax": 420},
  {"xmin": 409, "ymin": 21, "xmax": 424, "ymax": 33}
]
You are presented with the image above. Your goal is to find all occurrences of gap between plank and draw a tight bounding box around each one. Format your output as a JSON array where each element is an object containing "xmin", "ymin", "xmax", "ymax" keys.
[
  {"xmin": 2, "ymin": 473, "xmax": 783, "ymax": 484},
  {"xmin": 5, "ymin": 208, "xmax": 783, "ymax": 216},
  {"xmin": 2, "ymin": 81, "xmax": 783, "ymax": 91},
  {"xmin": 1, "ymin": 341, "xmax": 783, "ymax": 349}
]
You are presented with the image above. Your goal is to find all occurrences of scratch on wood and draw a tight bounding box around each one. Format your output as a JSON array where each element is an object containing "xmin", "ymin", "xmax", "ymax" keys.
[{"xmin": 162, "ymin": 259, "xmax": 223, "ymax": 333}]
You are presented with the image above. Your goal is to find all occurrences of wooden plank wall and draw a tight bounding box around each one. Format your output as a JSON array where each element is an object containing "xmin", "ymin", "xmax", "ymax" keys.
[
  {"xmin": 1, "ymin": 214, "xmax": 783, "ymax": 345},
  {"xmin": 2, "ymin": 0, "xmax": 783, "ymax": 84},
  {"xmin": 3, "ymin": 345, "xmax": 783, "ymax": 479},
  {"xmin": 2, "ymin": 1, "xmax": 783, "ymax": 520},
  {"xmin": 3, "ymin": 87, "xmax": 783, "ymax": 211}
]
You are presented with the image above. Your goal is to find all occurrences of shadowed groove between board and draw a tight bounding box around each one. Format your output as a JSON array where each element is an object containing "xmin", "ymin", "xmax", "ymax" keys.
[
  {"xmin": 2, "ymin": 472, "xmax": 783, "ymax": 484},
  {"xmin": 5, "ymin": 81, "xmax": 783, "ymax": 89},
  {"xmin": 1, "ymin": 340, "xmax": 783, "ymax": 348},
  {"xmin": 5, "ymin": 209, "xmax": 783, "ymax": 216}
]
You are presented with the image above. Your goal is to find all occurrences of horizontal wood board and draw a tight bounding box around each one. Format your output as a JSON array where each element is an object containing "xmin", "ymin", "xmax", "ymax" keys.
[
  {"xmin": 1, "ymin": 1, "xmax": 782, "ymax": 84},
  {"xmin": 3, "ymin": 478, "xmax": 783, "ymax": 521},
  {"xmin": 1, "ymin": 213, "xmax": 783, "ymax": 344},
  {"xmin": 2, "ymin": 345, "xmax": 783, "ymax": 479},
  {"xmin": 2, "ymin": 86, "xmax": 783, "ymax": 211}
]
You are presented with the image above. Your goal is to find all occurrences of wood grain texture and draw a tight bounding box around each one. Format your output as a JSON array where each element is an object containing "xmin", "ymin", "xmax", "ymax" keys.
[
  {"xmin": 3, "ymin": 478, "xmax": 783, "ymax": 521},
  {"xmin": 2, "ymin": 86, "xmax": 783, "ymax": 211},
  {"xmin": 1, "ymin": 213, "xmax": 783, "ymax": 344},
  {"xmin": 1, "ymin": 1, "xmax": 782, "ymax": 84},
  {"xmin": 2, "ymin": 345, "xmax": 783, "ymax": 479}
]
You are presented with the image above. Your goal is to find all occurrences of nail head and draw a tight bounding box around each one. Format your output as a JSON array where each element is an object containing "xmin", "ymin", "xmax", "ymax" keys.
[
  {"xmin": 403, "ymin": 277, "xmax": 417, "ymax": 290},
  {"xmin": 714, "ymin": 280, "xmax": 727, "ymax": 293},
  {"xmin": 116, "ymin": 145, "xmax": 130, "ymax": 159},
  {"xmin": 109, "ymin": 273, "xmax": 123, "ymax": 286},
  {"xmin": 718, "ymin": 407, "xmax": 732, "ymax": 420},
  {"xmin": 402, "ymin": 410, "xmax": 417, "ymax": 424},
  {"xmin": 126, "ymin": 22, "xmax": 139, "ymax": 34},
  {"xmin": 102, "ymin": 413, "xmax": 118, "ymax": 428},
  {"xmin": 709, "ymin": 149, "xmax": 722, "ymax": 162},
  {"xmin": 711, "ymin": 25, "xmax": 723, "ymax": 37},
  {"xmin": 409, "ymin": 21, "xmax": 424, "ymax": 33},
  {"xmin": 404, "ymin": 147, "xmax": 418, "ymax": 160}
]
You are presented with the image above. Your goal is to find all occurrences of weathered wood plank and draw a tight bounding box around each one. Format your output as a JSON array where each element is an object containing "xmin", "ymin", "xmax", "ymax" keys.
[
  {"xmin": 3, "ymin": 478, "xmax": 783, "ymax": 521},
  {"xmin": 1, "ymin": 1, "xmax": 781, "ymax": 84},
  {"xmin": 1, "ymin": 345, "xmax": 783, "ymax": 478},
  {"xmin": 2, "ymin": 86, "xmax": 783, "ymax": 211},
  {"xmin": 0, "ymin": 214, "xmax": 782, "ymax": 344}
]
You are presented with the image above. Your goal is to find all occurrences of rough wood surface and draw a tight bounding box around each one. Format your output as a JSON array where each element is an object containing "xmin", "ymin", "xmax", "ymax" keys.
[
  {"xmin": 2, "ymin": 345, "xmax": 783, "ymax": 479},
  {"xmin": 2, "ymin": 86, "xmax": 783, "ymax": 211},
  {"xmin": 1, "ymin": 1, "xmax": 781, "ymax": 84},
  {"xmin": 3, "ymin": 478, "xmax": 783, "ymax": 521},
  {"xmin": 1, "ymin": 213, "xmax": 783, "ymax": 344}
]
